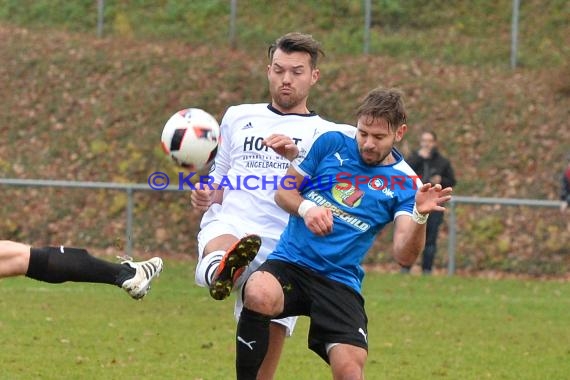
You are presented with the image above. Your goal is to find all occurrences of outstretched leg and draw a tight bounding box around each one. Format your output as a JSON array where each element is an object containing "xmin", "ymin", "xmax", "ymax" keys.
[
  {"xmin": 0, "ymin": 240, "xmax": 32, "ymax": 278},
  {"xmin": 0, "ymin": 240, "xmax": 163, "ymax": 299}
]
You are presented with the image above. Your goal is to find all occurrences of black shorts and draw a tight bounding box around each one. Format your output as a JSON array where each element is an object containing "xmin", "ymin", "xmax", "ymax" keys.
[{"xmin": 255, "ymin": 259, "xmax": 368, "ymax": 362}]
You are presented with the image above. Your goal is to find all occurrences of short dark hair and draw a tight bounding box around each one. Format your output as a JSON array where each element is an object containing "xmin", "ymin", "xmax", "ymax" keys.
[
  {"xmin": 356, "ymin": 87, "xmax": 407, "ymax": 131},
  {"xmin": 268, "ymin": 32, "xmax": 324, "ymax": 69}
]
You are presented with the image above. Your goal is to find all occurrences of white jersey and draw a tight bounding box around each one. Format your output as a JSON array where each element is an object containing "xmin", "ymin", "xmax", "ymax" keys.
[{"xmin": 201, "ymin": 103, "xmax": 354, "ymax": 240}]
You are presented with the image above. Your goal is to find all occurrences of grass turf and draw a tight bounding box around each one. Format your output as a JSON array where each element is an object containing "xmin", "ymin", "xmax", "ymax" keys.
[{"xmin": 1, "ymin": 260, "xmax": 569, "ymax": 379}]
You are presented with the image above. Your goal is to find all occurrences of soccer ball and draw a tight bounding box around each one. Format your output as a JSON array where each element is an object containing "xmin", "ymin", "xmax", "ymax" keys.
[{"xmin": 161, "ymin": 108, "xmax": 220, "ymax": 170}]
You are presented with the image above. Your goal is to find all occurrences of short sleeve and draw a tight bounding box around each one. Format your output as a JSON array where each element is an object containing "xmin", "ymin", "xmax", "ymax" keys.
[{"xmin": 292, "ymin": 131, "xmax": 338, "ymax": 178}]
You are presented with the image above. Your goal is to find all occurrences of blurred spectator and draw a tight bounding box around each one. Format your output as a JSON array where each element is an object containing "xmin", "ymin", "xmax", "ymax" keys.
[
  {"xmin": 561, "ymin": 152, "xmax": 570, "ymax": 212},
  {"xmin": 404, "ymin": 131, "xmax": 456, "ymax": 274}
]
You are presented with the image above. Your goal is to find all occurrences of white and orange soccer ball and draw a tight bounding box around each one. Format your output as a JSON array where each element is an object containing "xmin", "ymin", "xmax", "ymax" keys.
[{"xmin": 161, "ymin": 108, "xmax": 220, "ymax": 170}]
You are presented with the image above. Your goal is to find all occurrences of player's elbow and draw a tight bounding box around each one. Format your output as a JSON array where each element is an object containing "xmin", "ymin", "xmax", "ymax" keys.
[
  {"xmin": 396, "ymin": 256, "xmax": 417, "ymax": 268},
  {"xmin": 396, "ymin": 256, "xmax": 416, "ymax": 268},
  {"xmin": 393, "ymin": 246, "xmax": 421, "ymax": 267}
]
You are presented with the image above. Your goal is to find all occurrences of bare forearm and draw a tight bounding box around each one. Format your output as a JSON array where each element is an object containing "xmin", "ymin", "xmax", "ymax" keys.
[
  {"xmin": 275, "ymin": 187, "xmax": 304, "ymax": 216},
  {"xmin": 393, "ymin": 218, "xmax": 426, "ymax": 267},
  {"xmin": 393, "ymin": 183, "xmax": 453, "ymax": 266},
  {"xmin": 276, "ymin": 166, "xmax": 314, "ymax": 216}
]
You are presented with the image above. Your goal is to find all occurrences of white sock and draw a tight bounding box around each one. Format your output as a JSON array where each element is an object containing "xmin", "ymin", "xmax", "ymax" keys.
[{"xmin": 195, "ymin": 250, "xmax": 224, "ymax": 287}]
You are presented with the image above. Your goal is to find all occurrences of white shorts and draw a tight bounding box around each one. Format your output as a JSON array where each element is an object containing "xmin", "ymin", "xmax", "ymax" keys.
[{"xmin": 197, "ymin": 212, "xmax": 297, "ymax": 336}]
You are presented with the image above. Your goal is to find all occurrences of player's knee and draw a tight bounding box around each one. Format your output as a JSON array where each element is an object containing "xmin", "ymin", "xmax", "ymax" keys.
[
  {"xmin": 243, "ymin": 272, "xmax": 283, "ymax": 316},
  {"xmin": 330, "ymin": 346, "xmax": 366, "ymax": 380},
  {"xmin": 331, "ymin": 361, "xmax": 364, "ymax": 380},
  {"xmin": 333, "ymin": 366, "xmax": 364, "ymax": 380},
  {"xmin": 0, "ymin": 240, "xmax": 30, "ymax": 254}
]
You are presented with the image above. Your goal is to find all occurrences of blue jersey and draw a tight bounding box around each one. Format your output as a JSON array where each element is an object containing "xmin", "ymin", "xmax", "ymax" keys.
[{"xmin": 269, "ymin": 130, "xmax": 421, "ymax": 293}]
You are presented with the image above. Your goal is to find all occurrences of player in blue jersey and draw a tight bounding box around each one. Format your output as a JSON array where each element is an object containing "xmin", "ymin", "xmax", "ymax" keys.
[
  {"xmin": 234, "ymin": 88, "xmax": 453, "ymax": 379},
  {"xmin": 0, "ymin": 240, "xmax": 162, "ymax": 300}
]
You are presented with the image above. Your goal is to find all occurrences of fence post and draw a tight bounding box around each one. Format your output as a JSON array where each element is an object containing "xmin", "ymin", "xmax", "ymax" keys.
[
  {"xmin": 229, "ymin": 0, "xmax": 237, "ymax": 49},
  {"xmin": 126, "ymin": 187, "xmax": 134, "ymax": 256},
  {"xmin": 447, "ymin": 200, "xmax": 457, "ymax": 276},
  {"xmin": 510, "ymin": 0, "xmax": 520, "ymax": 68},
  {"xmin": 363, "ymin": 0, "xmax": 371, "ymax": 54},
  {"xmin": 97, "ymin": 0, "xmax": 104, "ymax": 38}
]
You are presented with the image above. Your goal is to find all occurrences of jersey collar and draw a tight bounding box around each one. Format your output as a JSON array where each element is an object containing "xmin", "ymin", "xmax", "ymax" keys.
[{"xmin": 267, "ymin": 104, "xmax": 317, "ymax": 117}]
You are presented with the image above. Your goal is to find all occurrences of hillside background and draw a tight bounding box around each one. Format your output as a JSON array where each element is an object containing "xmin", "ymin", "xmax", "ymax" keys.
[{"xmin": 0, "ymin": 0, "xmax": 568, "ymax": 275}]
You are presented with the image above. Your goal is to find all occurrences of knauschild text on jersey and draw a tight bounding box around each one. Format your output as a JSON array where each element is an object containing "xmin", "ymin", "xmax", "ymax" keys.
[{"xmin": 305, "ymin": 190, "xmax": 370, "ymax": 232}]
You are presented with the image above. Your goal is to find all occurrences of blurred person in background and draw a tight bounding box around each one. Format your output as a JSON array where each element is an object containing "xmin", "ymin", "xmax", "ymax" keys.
[
  {"xmin": 560, "ymin": 152, "xmax": 570, "ymax": 212},
  {"xmin": 404, "ymin": 130, "xmax": 456, "ymax": 274}
]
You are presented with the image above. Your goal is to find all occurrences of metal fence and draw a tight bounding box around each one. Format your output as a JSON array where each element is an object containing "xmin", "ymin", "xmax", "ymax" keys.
[
  {"xmin": 1, "ymin": 178, "xmax": 564, "ymax": 275},
  {"xmin": 446, "ymin": 196, "xmax": 562, "ymax": 276},
  {"xmin": 0, "ymin": 178, "xmax": 178, "ymax": 256},
  {"xmin": 95, "ymin": 0, "xmax": 522, "ymax": 68}
]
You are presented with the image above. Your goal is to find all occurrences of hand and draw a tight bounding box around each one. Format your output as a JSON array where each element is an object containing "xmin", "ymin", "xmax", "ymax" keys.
[
  {"xmin": 415, "ymin": 183, "xmax": 453, "ymax": 214},
  {"xmin": 191, "ymin": 188, "xmax": 214, "ymax": 211},
  {"xmin": 303, "ymin": 207, "xmax": 333, "ymax": 236},
  {"xmin": 429, "ymin": 174, "xmax": 442, "ymax": 184},
  {"xmin": 561, "ymin": 202, "xmax": 568, "ymax": 212},
  {"xmin": 418, "ymin": 148, "xmax": 431, "ymax": 159},
  {"xmin": 264, "ymin": 134, "xmax": 299, "ymax": 161}
]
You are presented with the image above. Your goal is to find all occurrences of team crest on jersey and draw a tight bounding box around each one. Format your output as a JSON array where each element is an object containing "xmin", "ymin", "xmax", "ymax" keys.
[
  {"xmin": 332, "ymin": 183, "xmax": 364, "ymax": 208},
  {"xmin": 368, "ymin": 177, "xmax": 384, "ymax": 190},
  {"xmin": 368, "ymin": 177, "xmax": 395, "ymax": 198}
]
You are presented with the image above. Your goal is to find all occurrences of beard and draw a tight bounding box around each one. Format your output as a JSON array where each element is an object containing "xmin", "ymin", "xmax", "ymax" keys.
[
  {"xmin": 270, "ymin": 83, "xmax": 310, "ymax": 113},
  {"xmin": 359, "ymin": 147, "xmax": 392, "ymax": 166},
  {"xmin": 273, "ymin": 92, "xmax": 300, "ymax": 111}
]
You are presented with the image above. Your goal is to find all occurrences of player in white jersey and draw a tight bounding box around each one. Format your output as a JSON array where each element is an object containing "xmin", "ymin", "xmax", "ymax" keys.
[{"xmin": 190, "ymin": 32, "xmax": 351, "ymax": 379}]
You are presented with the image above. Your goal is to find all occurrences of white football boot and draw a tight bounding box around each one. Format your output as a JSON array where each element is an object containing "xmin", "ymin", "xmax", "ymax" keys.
[{"xmin": 121, "ymin": 257, "xmax": 164, "ymax": 300}]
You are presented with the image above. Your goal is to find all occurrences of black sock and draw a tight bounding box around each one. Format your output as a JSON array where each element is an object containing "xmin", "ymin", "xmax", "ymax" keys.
[
  {"xmin": 236, "ymin": 307, "xmax": 271, "ymax": 380},
  {"xmin": 25, "ymin": 246, "xmax": 135, "ymax": 286}
]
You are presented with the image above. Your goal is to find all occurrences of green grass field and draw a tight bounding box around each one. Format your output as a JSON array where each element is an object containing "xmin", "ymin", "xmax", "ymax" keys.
[{"xmin": 1, "ymin": 260, "xmax": 569, "ymax": 379}]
